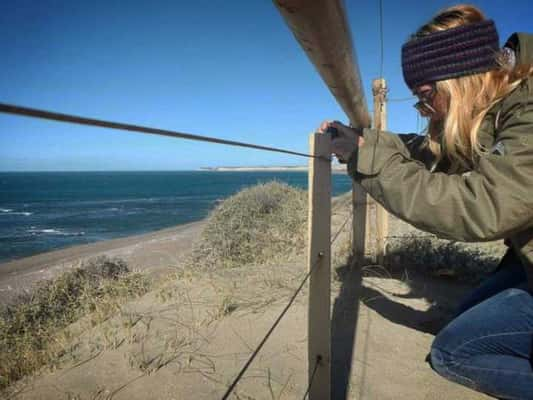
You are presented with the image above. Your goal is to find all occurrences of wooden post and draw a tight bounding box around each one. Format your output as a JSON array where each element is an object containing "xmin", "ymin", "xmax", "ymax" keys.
[
  {"xmin": 273, "ymin": 0, "xmax": 372, "ymax": 269},
  {"xmin": 372, "ymin": 78, "xmax": 389, "ymax": 265},
  {"xmin": 351, "ymin": 183, "xmax": 368, "ymax": 267},
  {"xmin": 307, "ymin": 132, "xmax": 331, "ymax": 400}
]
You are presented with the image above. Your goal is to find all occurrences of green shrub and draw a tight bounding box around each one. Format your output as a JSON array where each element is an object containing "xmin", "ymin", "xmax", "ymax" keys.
[
  {"xmin": 385, "ymin": 236, "xmax": 501, "ymax": 281},
  {"xmin": 191, "ymin": 181, "xmax": 307, "ymax": 269}
]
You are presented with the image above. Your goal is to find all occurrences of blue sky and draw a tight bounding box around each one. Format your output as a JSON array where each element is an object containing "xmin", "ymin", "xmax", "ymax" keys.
[{"xmin": 1, "ymin": 0, "xmax": 531, "ymax": 171}]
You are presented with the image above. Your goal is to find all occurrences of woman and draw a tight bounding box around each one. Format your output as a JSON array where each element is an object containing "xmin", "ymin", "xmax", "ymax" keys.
[{"xmin": 319, "ymin": 5, "xmax": 533, "ymax": 399}]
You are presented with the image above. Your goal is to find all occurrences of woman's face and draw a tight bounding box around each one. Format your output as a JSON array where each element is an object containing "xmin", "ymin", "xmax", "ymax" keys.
[{"xmin": 414, "ymin": 83, "xmax": 447, "ymax": 121}]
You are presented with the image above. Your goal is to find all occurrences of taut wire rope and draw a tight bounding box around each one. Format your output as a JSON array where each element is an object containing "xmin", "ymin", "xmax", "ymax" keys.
[
  {"xmin": 302, "ymin": 355, "xmax": 321, "ymax": 400},
  {"xmin": 388, "ymin": 96, "xmax": 415, "ymax": 103},
  {"xmin": 0, "ymin": 103, "xmax": 329, "ymax": 161},
  {"xmin": 220, "ymin": 257, "xmax": 322, "ymax": 400},
  {"xmin": 220, "ymin": 210, "xmax": 353, "ymax": 399},
  {"xmin": 378, "ymin": 0, "xmax": 384, "ymax": 78}
]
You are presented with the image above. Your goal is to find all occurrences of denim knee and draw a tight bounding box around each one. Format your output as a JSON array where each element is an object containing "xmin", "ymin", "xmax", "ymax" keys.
[
  {"xmin": 429, "ymin": 289, "xmax": 533, "ymax": 399},
  {"xmin": 429, "ymin": 345, "xmax": 451, "ymax": 376},
  {"xmin": 429, "ymin": 336, "xmax": 477, "ymax": 389}
]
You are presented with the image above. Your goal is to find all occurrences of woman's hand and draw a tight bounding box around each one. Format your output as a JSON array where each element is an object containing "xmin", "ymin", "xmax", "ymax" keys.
[{"xmin": 317, "ymin": 120, "xmax": 364, "ymax": 163}]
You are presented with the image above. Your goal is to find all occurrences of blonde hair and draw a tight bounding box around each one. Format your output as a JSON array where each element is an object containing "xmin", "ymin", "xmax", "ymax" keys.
[{"xmin": 416, "ymin": 5, "xmax": 533, "ymax": 171}]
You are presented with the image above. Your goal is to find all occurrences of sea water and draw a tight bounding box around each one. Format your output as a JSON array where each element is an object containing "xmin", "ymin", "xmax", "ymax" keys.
[{"xmin": 0, "ymin": 171, "xmax": 353, "ymax": 263}]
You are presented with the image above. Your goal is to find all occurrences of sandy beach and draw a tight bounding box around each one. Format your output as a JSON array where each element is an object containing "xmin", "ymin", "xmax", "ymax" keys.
[{"xmin": 0, "ymin": 220, "xmax": 205, "ymax": 304}]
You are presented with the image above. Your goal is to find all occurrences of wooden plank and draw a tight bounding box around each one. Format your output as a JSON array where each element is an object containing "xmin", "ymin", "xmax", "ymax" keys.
[
  {"xmin": 352, "ymin": 183, "xmax": 368, "ymax": 266},
  {"xmin": 307, "ymin": 132, "xmax": 331, "ymax": 400},
  {"xmin": 273, "ymin": 0, "xmax": 371, "ymax": 129},
  {"xmin": 372, "ymin": 78, "xmax": 389, "ymax": 265}
]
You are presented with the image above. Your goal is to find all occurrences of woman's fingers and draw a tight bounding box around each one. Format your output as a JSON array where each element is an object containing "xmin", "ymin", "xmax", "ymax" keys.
[
  {"xmin": 318, "ymin": 120, "xmax": 333, "ymax": 133},
  {"xmin": 318, "ymin": 119, "xmax": 346, "ymax": 134},
  {"xmin": 316, "ymin": 120, "xmax": 359, "ymax": 162}
]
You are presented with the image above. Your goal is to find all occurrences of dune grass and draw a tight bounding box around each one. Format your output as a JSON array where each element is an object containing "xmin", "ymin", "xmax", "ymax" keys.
[
  {"xmin": 189, "ymin": 181, "xmax": 307, "ymax": 269},
  {"xmin": 189, "ymin": 181, "xmax": 502, "ymax": 281},
  {"xmin": 0, "ymin": 256, "xmax": 150, "ymax": 390},
  {"xmin": 384, "ymin": 235, "xmax": 502, "ymax": 282}
]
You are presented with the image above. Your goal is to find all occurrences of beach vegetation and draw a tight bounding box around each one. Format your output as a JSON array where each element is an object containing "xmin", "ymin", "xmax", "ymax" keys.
[
  {"xmin": 384, "ymin": 235, "xmax": 502, "ymax": 282},
  {"xmin": 190, "ymin": 181, "xmax": 307, "ymax": 269},
  {"xmin": 0, "ymin": 256, "xmax": 150, "ymax": 390}
]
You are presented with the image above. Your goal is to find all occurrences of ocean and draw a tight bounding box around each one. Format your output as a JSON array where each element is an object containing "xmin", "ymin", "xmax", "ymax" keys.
[{"xmin": 0, "ymin": 171, "xmax": 353, "ymax": 263}]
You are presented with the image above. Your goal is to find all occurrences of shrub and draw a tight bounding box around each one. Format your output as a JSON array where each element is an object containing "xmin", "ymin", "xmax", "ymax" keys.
[
  {"xmin": 385, "ymin": 236, "xmax": 501, "ymax": 281},
  {"xmin": 0, "ymin": 256, "xmax": 149, "ymax": 390},
  {"xmin": 190, "ymin": 181, "xmax": 307, "ymax": 269}
]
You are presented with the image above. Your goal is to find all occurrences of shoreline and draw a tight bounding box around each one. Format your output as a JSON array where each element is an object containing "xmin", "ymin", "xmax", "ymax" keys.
[
  {"xmin": 0, "ymin": 220, "xmax": 206, "ymax": 304},
  {"xmin": 200, "ymin": 165, "xmax": 348, "ymax": 173}
]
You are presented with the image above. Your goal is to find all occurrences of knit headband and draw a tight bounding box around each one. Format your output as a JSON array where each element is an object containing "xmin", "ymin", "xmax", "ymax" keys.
[{"xmin": 401, "ymin": 19, "xmax": 500, "ymax": 90}]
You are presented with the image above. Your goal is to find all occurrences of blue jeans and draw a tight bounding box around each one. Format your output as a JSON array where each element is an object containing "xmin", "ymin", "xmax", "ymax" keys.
[{"xmin": 430, "ymin": 250, "xmax": 533, "ymax": 399}]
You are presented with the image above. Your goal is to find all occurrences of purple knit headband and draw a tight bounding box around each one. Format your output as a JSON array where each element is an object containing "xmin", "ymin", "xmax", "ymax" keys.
[{"xmin": 401, "ymin": 19, "xmax": 500, "ymax": 90}]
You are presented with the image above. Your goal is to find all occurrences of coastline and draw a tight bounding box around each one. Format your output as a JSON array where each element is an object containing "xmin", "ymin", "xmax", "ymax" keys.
[
  {"xmin": 0, "ymin": 169, "xmax": 350, "ymax": 304},
  {"xmin": 0, "ymin": 220, "xmax": 205, "ymax": 304},
  {"xmin": 200, "ymin": 165, "xmax": 348, "ymax": 173}
]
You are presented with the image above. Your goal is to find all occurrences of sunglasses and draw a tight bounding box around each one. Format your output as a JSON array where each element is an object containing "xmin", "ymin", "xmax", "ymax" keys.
[{"xmin": 413, "ymin": 83, "xmax": 437, "ymax": 115}]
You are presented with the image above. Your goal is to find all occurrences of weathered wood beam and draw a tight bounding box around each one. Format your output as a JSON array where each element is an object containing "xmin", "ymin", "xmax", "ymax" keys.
[
  {"xmin": 273, "ymin": 0, "xmax": 371, "ymax": 128},
  {"xmin": 373, "ymin": 78, "xmax": 389, "ymax": 265}
]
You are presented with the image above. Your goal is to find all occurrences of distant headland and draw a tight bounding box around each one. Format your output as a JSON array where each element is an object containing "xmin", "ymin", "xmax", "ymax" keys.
[{"xmin": 200, "ymin": 165, "xmax": 347, "ymax": 173}]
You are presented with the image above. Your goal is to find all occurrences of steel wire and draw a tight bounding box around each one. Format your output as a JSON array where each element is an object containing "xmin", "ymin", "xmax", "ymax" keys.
[{"xmin": 0, "ymin": 103, "xmax": 329, "ymax": 161}]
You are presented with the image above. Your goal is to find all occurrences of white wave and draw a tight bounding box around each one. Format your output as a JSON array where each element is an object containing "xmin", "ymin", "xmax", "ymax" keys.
[
  {"xmin": 0, "ymin": 209, "xmax": 33, "ymax": 216},
  {"xmin": 27, "ymin": 228, "xmax": 85, "ymax": 236},
  {"xmin": 59, "ymin": 197, "xmax": 168, "ymax": 206},
  {"xmin": 28, "ymin": 228, "xmax": 59, "ymax": 235}
]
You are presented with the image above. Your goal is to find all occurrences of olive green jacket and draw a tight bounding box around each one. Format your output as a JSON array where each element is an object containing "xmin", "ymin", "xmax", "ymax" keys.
[{"xmin": 348, "ymin": 33, "xmax": 533, "ymax": 287}]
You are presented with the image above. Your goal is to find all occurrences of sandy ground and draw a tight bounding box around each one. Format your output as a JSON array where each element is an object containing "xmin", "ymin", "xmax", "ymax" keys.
[
  {"xmin": 1, "ymin": 213, "xmax": 495, "ymax": 400},
  {"xmin": 4, "ymin": 265, "xmax": 492, "ymax": 400}
]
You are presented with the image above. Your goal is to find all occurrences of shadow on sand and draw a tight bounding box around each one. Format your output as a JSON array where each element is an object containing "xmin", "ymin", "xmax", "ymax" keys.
[{"xmin": 330, "ymin": 259, "xmax": 477, "ymax": 400}]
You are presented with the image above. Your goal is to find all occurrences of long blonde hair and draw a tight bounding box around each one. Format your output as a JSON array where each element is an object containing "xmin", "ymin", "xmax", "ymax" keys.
[{"xmin": 416, "ymin": 5, "xmax": 533, "ymax": 171}]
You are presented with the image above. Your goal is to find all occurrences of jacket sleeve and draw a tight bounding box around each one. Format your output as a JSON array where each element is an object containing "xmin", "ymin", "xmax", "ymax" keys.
[
  {"xmin": 395, "ymin": 134, "xmax": 436, "ymax": 168},
  {"xmin": 348, "ymin": 89, "xmax": 533, "ymax": 242}
]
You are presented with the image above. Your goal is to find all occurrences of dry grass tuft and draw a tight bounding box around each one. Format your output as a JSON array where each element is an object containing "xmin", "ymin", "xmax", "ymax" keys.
[
  {"xmin": 189, "ymin": 181, "xmax": 307, "ymax": 269},
  {"xmin": 0, "ymin": 256, "xmax": 150, "ymax": 390},
  {"xmin": 385, "ymin": 236, "xmax": 502, "ymax": 282}
]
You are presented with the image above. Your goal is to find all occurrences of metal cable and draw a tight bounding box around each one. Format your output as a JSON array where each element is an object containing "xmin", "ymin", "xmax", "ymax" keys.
[
  {"xmin": 331, "ymin": 211, "xmax": 352, "ymax": 245},
  {"xmin": 385, "ymin": 234, "xmax": 436, "ymax": 239},
  {"xmin": 388, "ymin": 96, "xmax": 415, "ymax": 103},
  {"xmin": 1, "ymin": 100, "xmax": 354, "ymax": 399},
  {"xmin": 220, "ymin": 256, "xmax": 322, "ymax": 400},
  {"xmin": 220, "ymin": 211, "xmax": 352, "ymax": 399},
  {"xmin": 302, "ymin": 356, "xmax": 321, "ymax": 400},
  {"xmin": 0, "ymin": 103, "xmax": 329, "ymax": 161},
  {"xmin": 378, "ymin": 0, "xmax": 384, "ymax": 78}
]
